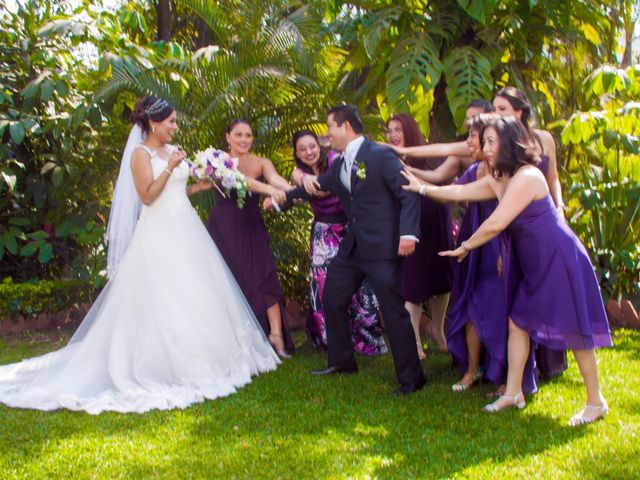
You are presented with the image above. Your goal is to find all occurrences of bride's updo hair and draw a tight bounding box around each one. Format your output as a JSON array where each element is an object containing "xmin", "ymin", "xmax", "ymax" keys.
[{"xmin": 131, "ymin": 96, "xmax": 175, "ymax": 134}]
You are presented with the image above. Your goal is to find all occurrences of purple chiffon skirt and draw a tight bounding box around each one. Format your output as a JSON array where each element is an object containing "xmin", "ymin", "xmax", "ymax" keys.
[{"xmin": 503, "ymin": 195, "xmax": 612, "ymax": 351}]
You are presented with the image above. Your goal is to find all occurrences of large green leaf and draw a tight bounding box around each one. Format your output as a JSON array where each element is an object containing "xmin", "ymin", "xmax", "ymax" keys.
[
  {"xmin": 361, "ymin": 7, "xmax": 401, "ymax": 59},
  {"xmin": 456, "ymin": 0, "xmax": 497, "ymax": 25},
  {"xmin": 385, "ymin": 32, "xmax": 442, "ymax": 111},
  {"xmin": 443, "ymin": 46, "xmax": 493, "ymax": 130},
  {"xmin": 9, "ymin": 121, "xmax": 25, "ymax": 144}
]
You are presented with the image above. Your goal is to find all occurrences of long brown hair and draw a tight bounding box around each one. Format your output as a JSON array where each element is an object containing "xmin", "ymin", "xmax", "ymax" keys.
[{"xmin": 387, "ymin": 113, "xmax": 441, "ymax": 169}]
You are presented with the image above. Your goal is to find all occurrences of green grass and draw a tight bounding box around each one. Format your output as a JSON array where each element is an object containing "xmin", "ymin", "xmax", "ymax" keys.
[{"xmin": 0, "ymin": 328, "xmax": 638, "ymax": 479}]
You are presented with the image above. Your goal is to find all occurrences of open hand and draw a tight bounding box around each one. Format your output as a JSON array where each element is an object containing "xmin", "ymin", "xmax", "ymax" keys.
[
  {"xmin": 398, "ymin": 238, "xmax": 416, "ymax": 256},
  {"xmin": 439, "ymin": 246, "xmax": 468, "ymax": 263},
  {"xmin": 302, "ymin": 175, "xmax": 321, "ymax": 195},
  {"xmin": 400, "ymin": 168, "xmax": 424, "ymax": 194}
]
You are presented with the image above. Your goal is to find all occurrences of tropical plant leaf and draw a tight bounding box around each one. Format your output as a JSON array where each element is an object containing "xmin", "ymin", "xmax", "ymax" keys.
[
  {"xmin": 456, "ymin": 0, "xmax": 497, "ymax": 25},
  {"xmin": 443, "ymin": 46, "xmax": 493, "ymax": 130},
  {"xmin": 386, "ymin": 31, "xmax": 442, "ymax": 111}
]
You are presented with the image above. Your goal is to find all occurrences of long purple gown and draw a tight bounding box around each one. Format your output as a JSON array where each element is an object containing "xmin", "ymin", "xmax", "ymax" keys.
[
  {"xmin": 206, "ymin": 182, "xmax": 294, "ymax": 353},
  {"xmin": 503, "ymin": 195, "xmax": 612, "ymax": 351},
  {"xmin": 446, "ymin": 162, "xmax": 533, "ymax": 387},
  {"xmin": 401, "ymin": 157, "xmax": 453, "ymax": 303}
]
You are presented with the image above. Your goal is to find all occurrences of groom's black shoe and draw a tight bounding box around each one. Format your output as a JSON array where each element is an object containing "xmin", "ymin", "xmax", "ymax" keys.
[
  {"xmin": 392, "ymin": 378, "xmax": 426, "ymax": 396},
  {"xmin": 309, "ymin": 365, "xmax": 358, "ymax": 375}
]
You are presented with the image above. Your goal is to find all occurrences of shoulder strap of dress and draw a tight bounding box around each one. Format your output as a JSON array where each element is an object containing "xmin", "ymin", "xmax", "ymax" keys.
[{"xmin": 135, "ymin": 144, "xmax": 155, "ymax": 157}]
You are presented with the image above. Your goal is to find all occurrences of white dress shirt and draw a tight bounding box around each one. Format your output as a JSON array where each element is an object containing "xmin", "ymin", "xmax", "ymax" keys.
[{"xmin": 339, "ymin": 135, "xmax": 366, "ymax": 191}]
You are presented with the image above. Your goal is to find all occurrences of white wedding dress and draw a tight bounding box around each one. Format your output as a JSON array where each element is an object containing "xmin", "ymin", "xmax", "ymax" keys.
[{"xmin": 0, "ymin": 146, "xmax": 279, "ymax": 414}]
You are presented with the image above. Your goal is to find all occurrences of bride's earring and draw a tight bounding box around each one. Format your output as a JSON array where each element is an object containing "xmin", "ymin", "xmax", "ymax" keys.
[{"xmin": 152, "ymin": 125, "xmax": 156, "ymax": 135}]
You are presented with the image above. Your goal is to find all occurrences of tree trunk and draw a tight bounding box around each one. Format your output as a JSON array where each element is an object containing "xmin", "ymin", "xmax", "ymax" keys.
[
  {"xmin": 156, "ymin": 0, "xmax": 171, "ymax": 42},
  {"xmin": 428, "ymin": 78, "xmax": 457, "ymax": 143},
  {"xmin": 196, "ymin": 17, "xmax": 212, "ymax": 49}
]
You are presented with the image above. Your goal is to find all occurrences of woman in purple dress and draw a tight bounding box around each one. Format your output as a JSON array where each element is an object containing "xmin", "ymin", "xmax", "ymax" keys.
[
  {"xmin": 385, "ymin": 113, "xmax": 453, "ymax": 359},
  {"xmin": 493, "ymin": 87, "xmax": 568, "ymax": 379},
  {"xmin": 207, "ymin": 119, "xmax": 294, "ymax": 358},
  {"xmin": 291, "ymin": 130, "xmax": 387, "ymax": 355},
  {"xmin": 403, "ymin": 115, "xmax": 611, "ymax": 426}
]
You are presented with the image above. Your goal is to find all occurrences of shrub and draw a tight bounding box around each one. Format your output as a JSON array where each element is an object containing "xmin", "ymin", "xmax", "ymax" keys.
[{"xmin": 0, "ymin": 278, "xmax": 96, "ymax": 320}]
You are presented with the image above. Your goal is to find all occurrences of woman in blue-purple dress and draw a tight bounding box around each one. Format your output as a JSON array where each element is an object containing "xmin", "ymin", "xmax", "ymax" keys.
[
  {"xmin": 291, "ymin": 130, "xmax": 387, "ymax": 355},
  {"xmin": 493, "ymin": 87, "xmax": 568, "ymax": 380},
  {"xmin": 403, "ymin": 115, "xmax": 611, "ymax": 426}
]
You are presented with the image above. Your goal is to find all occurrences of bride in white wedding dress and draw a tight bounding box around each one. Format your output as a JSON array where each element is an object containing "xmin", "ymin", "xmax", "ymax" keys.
[{"xmin": 0, "ymin": 96, "xmax": 279, "ymax": 414}]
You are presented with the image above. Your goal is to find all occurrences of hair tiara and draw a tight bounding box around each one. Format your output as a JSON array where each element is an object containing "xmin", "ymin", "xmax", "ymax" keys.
[{"xmin": 144, "ymin": 98, "xmax": 170, "ymax": 117}]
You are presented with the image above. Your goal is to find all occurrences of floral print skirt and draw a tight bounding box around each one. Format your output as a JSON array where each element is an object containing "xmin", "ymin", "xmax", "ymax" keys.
[{"xmin": 307, "ymin": 221, "xmax": 387, "ymax": 356}]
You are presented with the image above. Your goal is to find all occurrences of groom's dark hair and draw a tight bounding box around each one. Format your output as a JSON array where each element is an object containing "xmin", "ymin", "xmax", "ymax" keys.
[{"xmin": 328, "ymin": 104, "xmax": 364, "ymax": 134}]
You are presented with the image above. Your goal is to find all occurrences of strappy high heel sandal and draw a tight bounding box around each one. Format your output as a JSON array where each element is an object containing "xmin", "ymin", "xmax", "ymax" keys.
[
  {"xmin": 568, "ymin": 403, "xmax": 608, "ymax": 426},
  {"xmin": 483, "ymin": 392, "xmax": 526, "ymax": 412},
  {"xmin": 451, "ymin": 368, "xmax": 484, "ymax": 392},
  {"xmin": 268, "ymin": 333, "xmax": 292, "ymax": 359}
]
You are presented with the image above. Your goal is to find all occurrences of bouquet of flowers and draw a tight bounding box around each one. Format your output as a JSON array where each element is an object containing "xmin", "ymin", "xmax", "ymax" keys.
[{"xmin": 189, "ymin": 148, "xmax": 249, "ymax": 208}]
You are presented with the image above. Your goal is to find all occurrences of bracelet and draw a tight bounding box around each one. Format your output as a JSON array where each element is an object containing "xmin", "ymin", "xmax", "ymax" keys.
[
  {"xmin": 164, "ymin": 168, "xmax": 172, "ymax": 175},
  {"xmin": 418, "ymin": 184, "xmax": 426, "ymax": 196},
  {"xmin": 460, "ymin": 241, "xmax": 470, "ymax": 252}
]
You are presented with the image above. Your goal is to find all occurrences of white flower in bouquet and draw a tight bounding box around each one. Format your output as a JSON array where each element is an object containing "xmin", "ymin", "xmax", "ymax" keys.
[{"xmin": 188, "ymin": 148, "xmax": 249, "ymax": 208}]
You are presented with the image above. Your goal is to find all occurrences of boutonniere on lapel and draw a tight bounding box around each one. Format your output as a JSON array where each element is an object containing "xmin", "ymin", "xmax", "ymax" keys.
[{"xmin": 352, "ymin": 161, "xmax": 367, "ymax": 180}]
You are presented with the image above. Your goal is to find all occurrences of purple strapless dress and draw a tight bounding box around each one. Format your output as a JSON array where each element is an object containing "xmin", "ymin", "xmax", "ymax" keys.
[
  {"xmin": 206, "ymin": 184, "xmax": 293, "ymax": 353},
  {"xmin": 401, "ymin": 157, "xmax": 453, "ymax": 303},
  {"xmin": 503, "ymin": 195, "xmax": 612, "ymax": 351}
]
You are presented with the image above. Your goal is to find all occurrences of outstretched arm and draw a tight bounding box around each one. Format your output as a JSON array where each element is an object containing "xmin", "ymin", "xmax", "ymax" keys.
[
  {"xmin": 261, "ymin": 158, "xmax": 292, "ymax": 191},
  {"xmin": 439, "ymin": 169, "xmax": 544, "ymax": 262},
  {"xmin": 391, "ymin": 141, "xmax": 471, "ymax": 160},
  {"xmin": 401, "ymin": 168, "xmax": 498, "ymax": 204},
  {"xmin": 408, "ymin": 155, "xmax": 469, "ymax": 185}
]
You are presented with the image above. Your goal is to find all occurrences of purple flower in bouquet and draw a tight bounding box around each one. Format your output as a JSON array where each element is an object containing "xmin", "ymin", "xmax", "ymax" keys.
[{"xmin": 189, "ymin": 147, "xmax": 249, "ymax": 208}]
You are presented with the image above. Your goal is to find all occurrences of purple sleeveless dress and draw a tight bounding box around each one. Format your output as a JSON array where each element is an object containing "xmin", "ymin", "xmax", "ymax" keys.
[
  {"xmin": 446, "ymin": 162, "xmax": 525, "ymax": 387},
  {"xmin": 206, "ymin": 182, "xmax": 294, "ymax": 353},
  {"xmin": 401, "ymin": 157, "xmax": 453, "ymax": 302},
  {"xmin": 533, "ymin": 154, "xmax": 569, "ymax": 379},
  {"xmin": 503, "ymin": 195, "xmax": 612, "ymax": 350}
]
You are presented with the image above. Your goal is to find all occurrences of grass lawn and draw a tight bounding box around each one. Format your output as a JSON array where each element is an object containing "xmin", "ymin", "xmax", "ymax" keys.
[{"xmin": 0, "ymin": 327, "xmax": 638, "ymax": 479}]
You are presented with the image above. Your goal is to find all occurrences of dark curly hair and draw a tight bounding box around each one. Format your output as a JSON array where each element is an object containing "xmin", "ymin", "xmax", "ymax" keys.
[
  {"xmin": 292, "ymin": 129, "xmax": 328, "ymax": 174},
  {"xmin": 131, "ymin": 96, "xmax": 175, "ymax": 134},
  {"xmin": 480, "ymin": 115, "xmax": 539, "ymax": 177}
]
